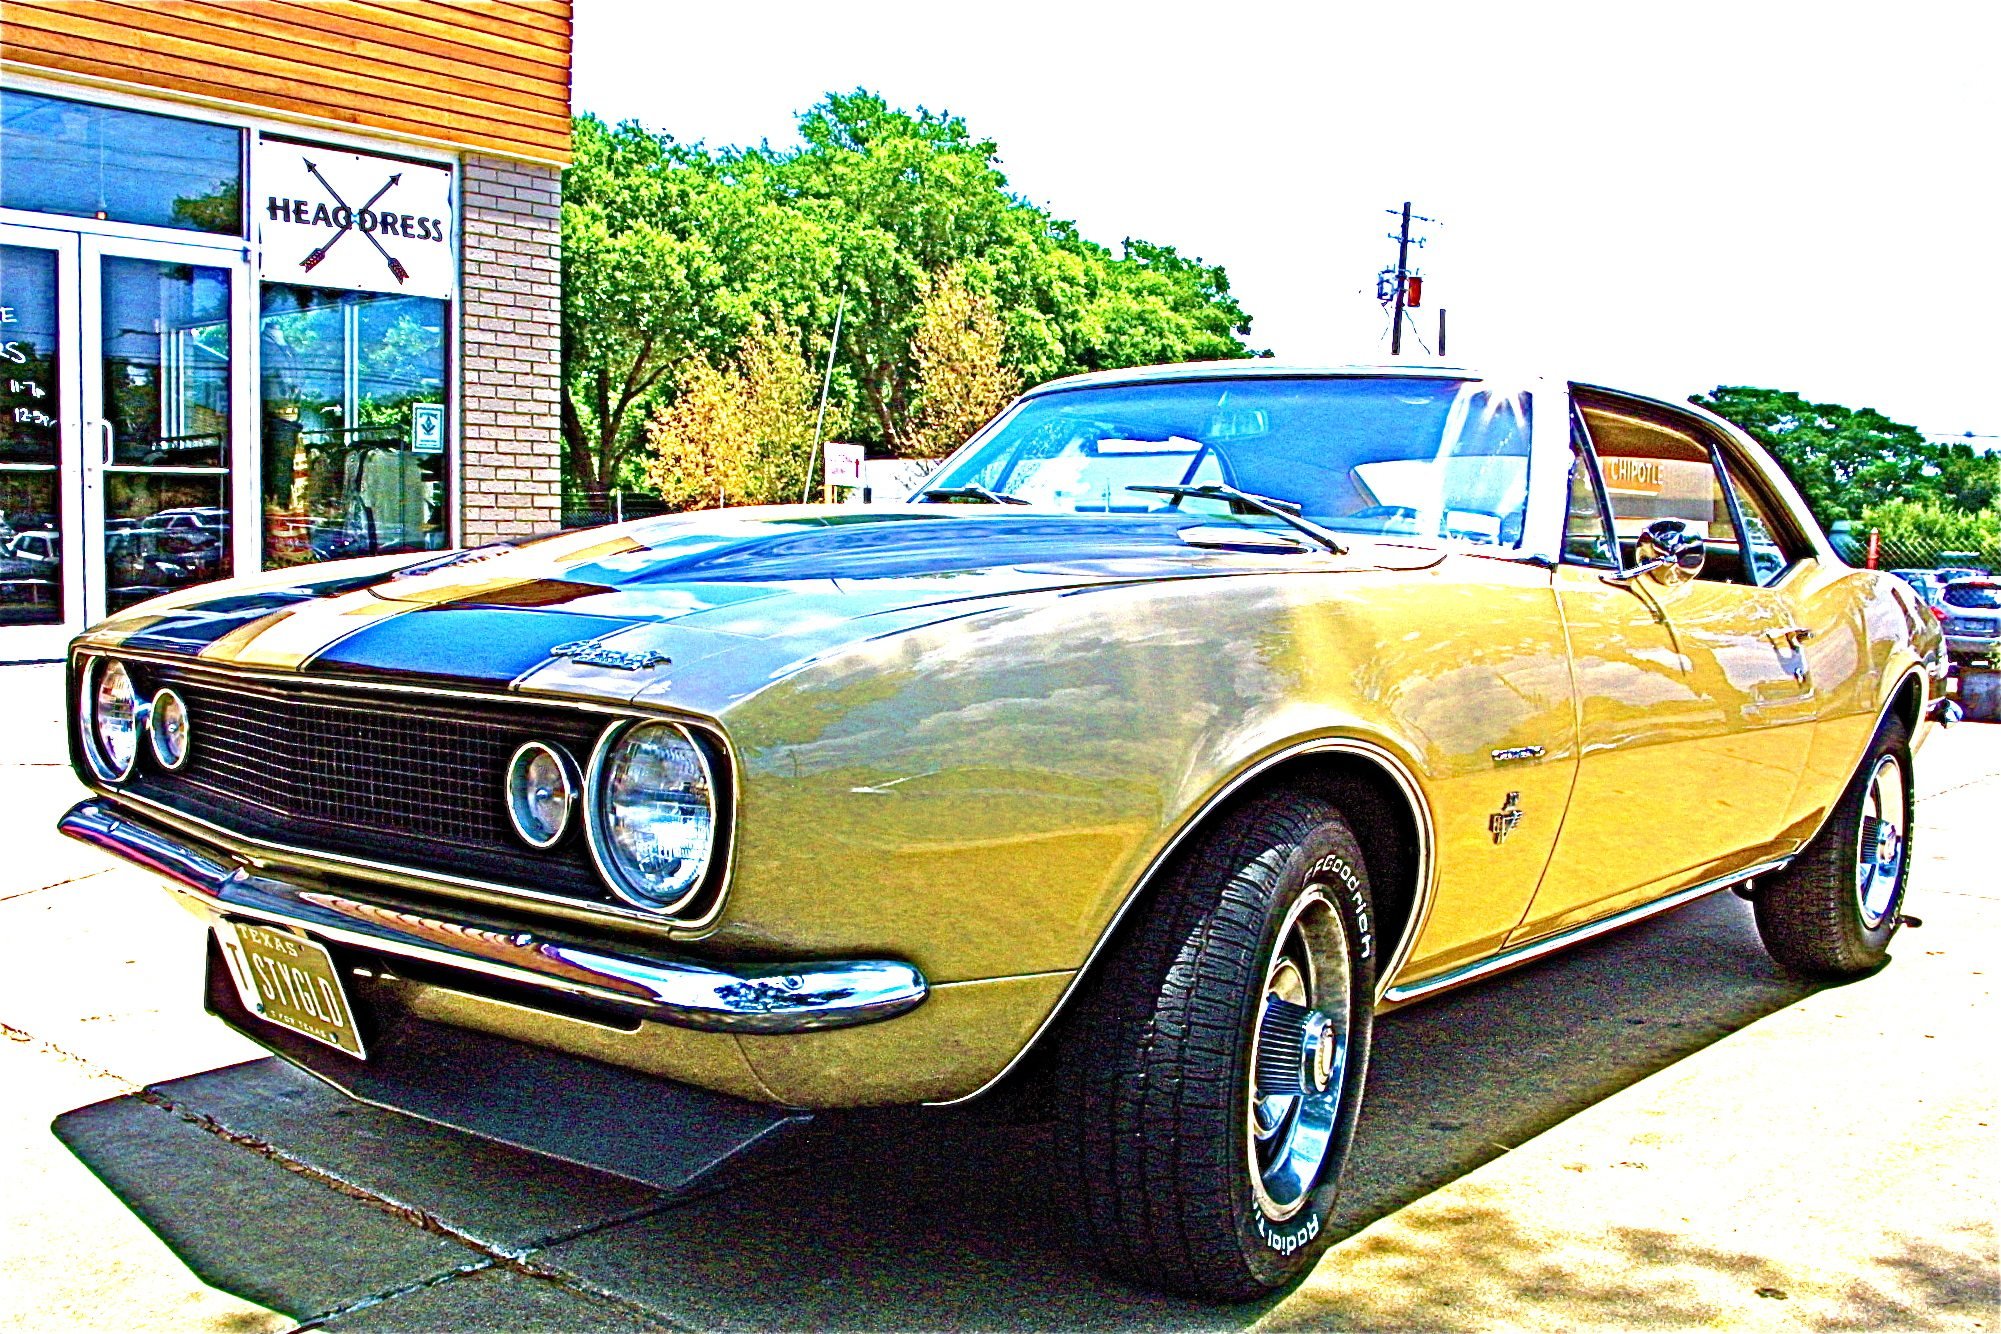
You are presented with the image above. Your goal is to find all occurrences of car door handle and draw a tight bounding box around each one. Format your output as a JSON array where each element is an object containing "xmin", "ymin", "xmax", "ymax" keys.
[{"xmin": 1765, "ymin": 626, "xmax": 1813, "ymax": 648}]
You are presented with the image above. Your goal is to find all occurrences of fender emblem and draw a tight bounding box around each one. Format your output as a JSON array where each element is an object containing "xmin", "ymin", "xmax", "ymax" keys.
[
  {"xmin": 550, "ymin": 638, "xmax": 670, "ymax": 672},
  {"xmin": 1489, "ymin": 791, "xmax": 1523, "ymax": 845},
  {"xmin": 1491, "ymin": 745, "xmax": 1544, "ymax": 764}
]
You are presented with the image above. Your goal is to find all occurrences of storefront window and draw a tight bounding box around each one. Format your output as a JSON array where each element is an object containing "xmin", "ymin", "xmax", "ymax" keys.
[
  {"xmin": 259, "ymin": 285, "xmax": 448, "ymax": 566},
  {"xmin": 0, "ymin": 90, "xmax": 243, "ymax": 235}
]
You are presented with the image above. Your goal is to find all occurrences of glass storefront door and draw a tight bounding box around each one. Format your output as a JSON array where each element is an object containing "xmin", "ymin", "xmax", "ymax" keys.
[
  {"xmin": 0, "ymin": 228, "xmax": 250, "ymax": 658},
  {"xmin": 82, "ymin": 237, "xmax": 250, "ymax": 615},
  {"xmin": 1, "ymin": 225, "xmax": 80, "ymax": 652}
]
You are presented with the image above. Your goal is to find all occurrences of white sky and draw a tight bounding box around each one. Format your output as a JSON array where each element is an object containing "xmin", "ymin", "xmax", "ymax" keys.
[{"xmin": 574, "ymin": 0, "xmax": 2000, "ymax": 444}]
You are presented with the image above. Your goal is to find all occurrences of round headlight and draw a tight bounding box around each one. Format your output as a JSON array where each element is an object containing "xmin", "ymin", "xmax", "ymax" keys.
[
  {"xmin": 84, "ymin": 658, "xmax": 143, "ymax": 782},
  {"xmin": 149, "ymin": 688, "xmax": 191, "ymax": 770},
  {"xmin": 506, "ymin": 741, "xmax": 578, "ymax": 849},
  {"xmin": 588, "ymin": 721, "xmax": 716, "ymax": 913}
]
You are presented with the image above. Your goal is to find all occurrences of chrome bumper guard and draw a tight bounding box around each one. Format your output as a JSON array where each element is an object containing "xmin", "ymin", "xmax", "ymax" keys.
[{"xmin": 59, "ymin": 799, "xmax": 927, "ymax": 1035}]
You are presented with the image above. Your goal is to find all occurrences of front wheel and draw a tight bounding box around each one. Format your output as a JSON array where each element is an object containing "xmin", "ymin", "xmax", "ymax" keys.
[
  {"xmin": 1755, "ymin": 716, "xmax": 1913, "ymax": 977},
  {"xmin": 1051, "ymin": 791, "xmax": 1377, "ymax": 1298}
]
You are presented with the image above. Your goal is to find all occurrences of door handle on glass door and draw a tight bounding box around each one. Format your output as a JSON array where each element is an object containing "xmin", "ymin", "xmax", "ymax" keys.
[{"xmin": 98, "ymin": 420, "xmax": 113, "ymax": 466}]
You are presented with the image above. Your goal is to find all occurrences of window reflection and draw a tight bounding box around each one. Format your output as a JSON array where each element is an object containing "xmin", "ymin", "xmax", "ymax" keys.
[
  {"xmin": 0, "ymin": 90, "xmax": 242, "ymax": 234},
  {"xmin": 99, "ymin": 257, "xmax": 235, "ymax": 611},
  {"xmin": 1, "ymin": 243, "xmax": 62, "ymax": 624},
  {"xmin": 259, "ymin": 285, "xmax": 448, "ymax": 566},
  {"xmin": 103, "ymin": 257, "xmax": 231, "ymax": 468}
]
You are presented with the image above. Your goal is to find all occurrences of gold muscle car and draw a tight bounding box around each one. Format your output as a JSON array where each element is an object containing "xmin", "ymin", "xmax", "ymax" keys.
[{"xmin": 61, "ymin": 364, "xmax": 1949, "ymax": 1298}]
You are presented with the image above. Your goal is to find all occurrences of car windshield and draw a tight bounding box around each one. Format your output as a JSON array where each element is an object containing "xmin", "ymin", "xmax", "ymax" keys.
[
  {"xmin": 1945, "ymin": 583, "xmax": 2001, "ymax": 609},
  {"xmin": 922, "ymin": 375, "xmax": 1535, "ymax": 547}
]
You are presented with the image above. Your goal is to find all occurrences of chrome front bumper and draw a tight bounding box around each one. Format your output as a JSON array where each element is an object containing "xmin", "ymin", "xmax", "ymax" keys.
[{"xmin": 59, "ymin": 799, "xmax": 927, "ymax": 1035}]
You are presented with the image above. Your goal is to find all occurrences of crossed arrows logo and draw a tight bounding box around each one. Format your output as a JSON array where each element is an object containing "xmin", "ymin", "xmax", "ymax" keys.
[{"xmin": 299, "ymin": 159, "xmax": 410, "ymax": 284}]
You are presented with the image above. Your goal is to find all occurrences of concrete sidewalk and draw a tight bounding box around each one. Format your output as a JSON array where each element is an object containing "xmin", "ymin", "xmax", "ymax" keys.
[{"xmin": 1, "ymin": 657, "xmax": 1995, "ymax": 1331}]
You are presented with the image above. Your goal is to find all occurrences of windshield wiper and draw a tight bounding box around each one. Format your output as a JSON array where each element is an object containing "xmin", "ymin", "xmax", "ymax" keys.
[
  {"xmin": 1127, "ymin": 484, "xmax": 1348, "ymax": 555},
  {"xmin": 918, "ymin": 485, "xmax": 1029, "ymax": 506}
]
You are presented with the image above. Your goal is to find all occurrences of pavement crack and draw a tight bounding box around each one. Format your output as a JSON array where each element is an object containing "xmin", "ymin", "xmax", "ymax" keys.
[
  {"xmin": 288, "ymin": 1257, "xmax": 499, "ymax": 1330},
  {"xmin": 0, "ymin": 867, "xmax": 112, "ymax": 903},
  {"xmin": 125, "ymin": 1082, "xmax": 686, "ymax": 1329},
  {"xmin": 0, "ymin": 1020, "xmax": 139, "ymax": 1089},
  {"xmin": 133, "ymin": 1085, "xmax": 516, "ymax": 1259}
]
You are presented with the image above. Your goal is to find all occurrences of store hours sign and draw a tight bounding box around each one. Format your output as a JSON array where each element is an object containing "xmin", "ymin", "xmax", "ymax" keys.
[{"xmin": 256, "ymin": 139, "xmax": 453, "ymax": 299}]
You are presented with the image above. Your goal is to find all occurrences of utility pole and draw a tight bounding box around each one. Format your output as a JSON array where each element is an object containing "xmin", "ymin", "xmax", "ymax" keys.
[
  {"xmin": 1389, "ymin": 201, "xmax": 1412, "ymax": 357},
  {"xmin": 1378, "ymin": 202, "xmax": 1435, "ymax": 357}
]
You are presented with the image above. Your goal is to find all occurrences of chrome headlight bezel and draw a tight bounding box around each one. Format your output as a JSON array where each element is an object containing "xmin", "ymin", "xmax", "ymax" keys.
[
  {"xmin": 504, "ymin": 739, "xmax": 580, "ymax": 850},
  {"xmin": 80, "ymin": 656, "xmax": 145, "ymax": 783},
  {"xmin": 148, "ymin": 687, "xmax": 192, "ymax": 771},
  {"xmin": 584, "ymin": 718, "xmax": 719, "ymax": 915}
]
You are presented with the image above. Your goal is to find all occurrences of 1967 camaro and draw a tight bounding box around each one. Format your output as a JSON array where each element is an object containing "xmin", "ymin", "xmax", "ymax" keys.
[{"xmin": 61, "ymin": 364, "xmax": 1948, "ymax": 1298}]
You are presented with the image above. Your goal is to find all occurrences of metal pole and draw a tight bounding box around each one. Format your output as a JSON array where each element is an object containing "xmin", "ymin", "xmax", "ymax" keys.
[
  {"xmin": 1389, "ymin": 202, "xmax": 1411, "ymax": 357},
  {"xmin": 803, "ymin": 294, "xmax": 846, "ymax": 504}
]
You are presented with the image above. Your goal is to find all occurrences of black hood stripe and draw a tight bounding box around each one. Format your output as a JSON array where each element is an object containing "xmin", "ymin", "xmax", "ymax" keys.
[{"xmin": 303, "ymin": 606, "xmax": 642, "ymax": 687}]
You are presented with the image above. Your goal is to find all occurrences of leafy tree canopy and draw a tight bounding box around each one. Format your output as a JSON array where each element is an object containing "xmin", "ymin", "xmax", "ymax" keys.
[
  {"xmin": 562, "ymin": 93, "xmax": 1258, "ymax": 505},
  {"xmin": 1692, "ymin": 386, "xmax": 1998, "ymax": 524}
]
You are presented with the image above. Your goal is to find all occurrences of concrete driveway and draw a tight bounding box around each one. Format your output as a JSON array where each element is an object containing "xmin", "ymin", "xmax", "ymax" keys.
[{"xmin": 1, "ymin": 657, "xmax": 1994, "ymax": 1331}]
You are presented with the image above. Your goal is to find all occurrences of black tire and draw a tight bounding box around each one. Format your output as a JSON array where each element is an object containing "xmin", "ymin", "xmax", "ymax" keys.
[
  {"xmin": 1755, "ymin": 716, "xmax": 1914, "ymax": 977},
  {"xmin": 1051, "ymin": 790, "xmax": 1376, "ymax": 1299}
]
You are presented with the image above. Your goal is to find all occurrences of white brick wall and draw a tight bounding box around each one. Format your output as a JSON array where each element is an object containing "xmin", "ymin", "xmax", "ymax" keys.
[{"xmin": 459, "ymin": 155, "xmax": 563, "ymax": 544}]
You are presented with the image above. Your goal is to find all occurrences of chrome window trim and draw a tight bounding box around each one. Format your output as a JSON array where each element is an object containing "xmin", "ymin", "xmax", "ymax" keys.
[
  {"xmin": 66, "ymin": 650, "xmax": 740, "ymax": 935},
  {"xmin": 148, "ymin": 687, "xmax": 191, "ymax": 770},
  {"xmin": 504, "ymin": 739, "xmax": 580, "ymax": 851},
  {"xmin": 928, "ymin": 733, "xmax": 1437, "ymax": 1107},
  {"xmin": 584, "ymin": 719, "xmax": 719, "ymax": 917}
]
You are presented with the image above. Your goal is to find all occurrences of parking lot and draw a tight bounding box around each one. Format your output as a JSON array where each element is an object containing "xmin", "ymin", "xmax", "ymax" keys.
[{"xmin": 2, "ymin": 656, "xmax": 1995, "ymax": 1332}]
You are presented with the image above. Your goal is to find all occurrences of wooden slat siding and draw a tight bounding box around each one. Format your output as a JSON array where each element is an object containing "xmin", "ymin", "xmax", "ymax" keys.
[
  {"xmin": 198, "ymin": 0, "xmax": 563, "ymax": 87},
  {"xmin": 418, "ymin": 0, "xmax": 571, "ymax": 41},
  {"xmin": 101, "ymin": 2, "xmax": 569, "ymax": 119},
  {"xmin": 0, "ymin": 19, "xmax": 569, "ymax": 158},
  {"xmin": 12, "ymin": 4, "xmax": 566, "ymax": 125},
  {"xmin": 347, "ymin": 0, "xmax": 566, "ymax": 55},
  {"xmin": 0, "ymin": 0, "xmax": 571, "ymax": 165}
]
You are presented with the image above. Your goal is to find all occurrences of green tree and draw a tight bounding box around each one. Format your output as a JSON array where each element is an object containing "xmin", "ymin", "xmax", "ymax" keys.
[
  {"xmin": 560, "ymin": 116, "xmax": 836, "ymax": 511},
  {"xmin": 1692, "ymin": 386, "xmax": 2000, "ymax": 524},
  {"xmin": 560, "ymin": 93, "xmax": 1260, "ymax": 501},
  {"xmin": 909, "ymin": 265, "xmax": 1019, "ymax": 457},
  {"xmin": 1857, "ymin": 499, "xmax": 2000, "ymax": 571},
  {"xmin": 644, "ymin": 315, "xmax": 822, "ymax": 509}
]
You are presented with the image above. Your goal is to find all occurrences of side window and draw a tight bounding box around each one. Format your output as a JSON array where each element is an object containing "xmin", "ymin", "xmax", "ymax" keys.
[
  {"xmin": 1578, "ymin": 399, "xmax": 1749, "ymax": 585},
  {"xmin": 1719, "ymin": 459, "xmax": 1802, "ymax": 586},
  {"xmin": 1562, "ymin": 437, "xmax": 1616, "ymax": 567}
]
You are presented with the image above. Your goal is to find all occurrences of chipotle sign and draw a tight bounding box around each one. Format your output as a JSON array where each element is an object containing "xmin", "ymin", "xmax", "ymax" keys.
[{"xmin": 256, "ymin": 137, "xmax": 454, "ymax": 299}]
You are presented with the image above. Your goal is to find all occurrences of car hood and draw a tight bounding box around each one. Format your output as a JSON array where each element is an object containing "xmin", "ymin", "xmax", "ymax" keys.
[{"xmin": 83, "ymin": 504, "xmax": 1444, "ymax": 700}]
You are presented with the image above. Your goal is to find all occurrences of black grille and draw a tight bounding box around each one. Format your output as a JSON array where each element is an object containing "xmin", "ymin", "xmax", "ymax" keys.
[{"xmin": 125, "ymin": 664, "xmax": 618, "ymax": 904}]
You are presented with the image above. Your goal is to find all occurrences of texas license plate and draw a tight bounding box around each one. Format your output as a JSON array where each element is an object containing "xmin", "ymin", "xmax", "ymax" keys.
[{"xmin": 215, "ymin": 919, "xmax": 366, "ymax": 1058}]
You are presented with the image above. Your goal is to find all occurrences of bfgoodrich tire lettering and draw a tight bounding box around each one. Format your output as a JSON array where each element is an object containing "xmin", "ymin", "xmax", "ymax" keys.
[
  {"xmin": 1051, "ymin": 790, "xmax": 1376, "ymax": 1298},
  {"xmin": 1755, "ymin": 715, "xmax": 1914, "ymax": 977}
]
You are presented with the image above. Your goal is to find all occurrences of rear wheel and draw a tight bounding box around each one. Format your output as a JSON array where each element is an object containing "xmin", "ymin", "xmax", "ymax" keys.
[
  {"xmin": 1051, "ymin": 791, "xmax": 1376, "ymax": 1298},
  {"xmin": 1755, "ymin": 717, "xmax": 1913, "ymax": 977}
]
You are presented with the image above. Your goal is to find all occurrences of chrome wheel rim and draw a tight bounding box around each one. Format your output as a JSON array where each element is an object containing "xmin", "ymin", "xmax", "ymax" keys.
[
  {"xmin": 1855, "ymin": 754, "xmax": 1907, "ymax": 930},
  {"xmin": 1245, "ymin": 887, "xmax": 1351, "ymax": 1223}
]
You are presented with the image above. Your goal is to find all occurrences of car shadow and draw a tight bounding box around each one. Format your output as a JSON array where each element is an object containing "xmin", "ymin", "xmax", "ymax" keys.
[{"xmin": 54, "ymin": 892, "xmax": 1826, "ymax": 1330}]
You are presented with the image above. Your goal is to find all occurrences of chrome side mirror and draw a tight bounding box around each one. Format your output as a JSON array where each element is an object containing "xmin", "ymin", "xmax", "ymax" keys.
[{"xmin": 1628, "ymin": 518, "xmax": 1705, "ymax": 585}]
